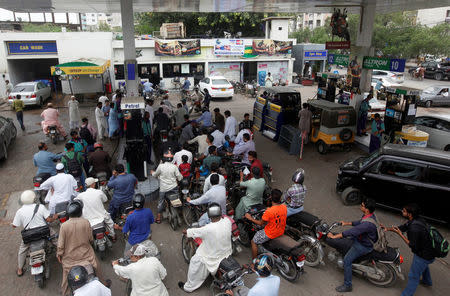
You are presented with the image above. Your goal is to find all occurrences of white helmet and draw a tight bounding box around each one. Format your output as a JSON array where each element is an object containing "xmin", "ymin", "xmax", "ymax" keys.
[{"xmin": 20, "ymin": 190, "xmax": 36, "ymax": 205}]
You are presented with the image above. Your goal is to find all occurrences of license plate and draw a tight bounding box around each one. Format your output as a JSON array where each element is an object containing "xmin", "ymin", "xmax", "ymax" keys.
[
  {"xmin": 221, "ymin": 88, "xmax": 226, "ymax": 91},
  {"xmin": 296, "ymin": 261, "xmax": 305, "ymax": 268},
  {"xmin": 50, "ymin": 130, "xmax": 56, "ymax": 134},
  {"xmin": 236, "ymin": 245, "xmax": 242, "ymax": 253},
  {"xmin": 31, "ymin": 266, "xmax": 44, "ymax": 275}
]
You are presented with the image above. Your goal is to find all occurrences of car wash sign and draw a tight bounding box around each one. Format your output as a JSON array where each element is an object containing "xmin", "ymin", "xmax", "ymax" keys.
[
  {"xmin": 7, "ymin": 41, "xmax": 57, "ymax": 55},
  {"xmin": 363, "ymin": 56, "xmax": 406, "ymax": 72}
]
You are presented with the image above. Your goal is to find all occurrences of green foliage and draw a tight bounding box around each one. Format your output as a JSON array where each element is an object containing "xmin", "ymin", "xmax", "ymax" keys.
[
  {"xmin": 22, "ymin": 23, "xmax": 65, "ymax": 32},
  {"xmin": 97, "ymin": 22, "xmax": 112, "ymax": 32}
]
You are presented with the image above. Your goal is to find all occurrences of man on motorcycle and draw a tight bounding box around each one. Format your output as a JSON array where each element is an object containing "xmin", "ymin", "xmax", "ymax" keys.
[
  {"xmin": 143, "ymin": 80, "xmax": 154, "ymax": 97},
  {"xmin": 151, "ymin": 150, "xmax": 183, "ymax": 224},
  {"xmin": 88, "ymin": 143, "xmax": 112, "ymax": 179},
  {"xmin": 173, "ymin": 103, "xmax": 188, "ymax": 128},
  {"xmin": 58, "ymin": 200, "xmax": 104, "ymax": 296},
  {"xmin": 283, "ymin": 169, "xmax": 306, "ymax": 217},
  {"xmin": 235, "ymin": 167, "xmax": 266, "ymax": 220},
  {"xmin": 114, "ymin": 194, "xmax": 154, "ymax": 255},
  {"xmin": 62, "ymin": 142, "xmax": 86, "ymax": 189},
  {"xmin": 244, "ymin": 189, "xmax": 287, "ymax": 259},
  {"xmin": 187, "ymin": 174, "xmax": 227, "ymax": 226},
  {"xmin": 245, "ymin": 151, "xmax": 263, "ymax": 179},
  {"xmin": 326, "ymin": 198, "xmax": 378, "ymax": 293},
  {"xmin": 182, "ymin": 77, "xmax": 191, "ymax": 92},
  {"xmin": 178, "ymin": 203, "xmax": 232, "ymax": 292},
  {"xmin": 40, "ymin": 103, "xmax": 67, "ymax": 138},
  {"xmin": 246, "ymin": 255, "xmax": 280, "ymax": 296},
  {"xmin": 188, "ymin": 130, "xmax": 208, "ymax": 156},
  {"xmin": 39, "ymin": 163, "xmax": 78, "ymax": 215},
  {"xmin": 202, "ymin": 145, "xmax": 222, "ymax": 171},
  {"xmin": 224, "ymin": 110, "xmax": 237, "ymax": 141},
  {"xmin": 33, "ymin": 142, "xmax": 63, "ymax": 176},
  {"xmin": 74, "ymin": 177, "xmax": 115, "ymax": 240},
  {"xmin": 178, "ymin": 117, "xmax": 196, "ymax": 145},
  {"xmin": 229, "ymin": 133, "xmax": 255, "ymax": 165},
  {"xmin": 12, "ymin": 190, "xmax": 54, "ymax": 277},
  {"xmin": 211, "ymin": 128, "xmax": 225, "ymax": 149},
  {"xmin": 107, "ymin": 164, "xmax": 138, "ymax": 221},
  {"xmin": 173, "ymin": 143, "xmax": 193, "ymax": 166},
  {"xmin": 235, "ymin": 126, "xmax": 252, "ymax": 148},
  {"xmin": 203, "ymin": 162, "xmax": 226, "ymax": 193},
  {"xmin": 153, "ymin": 107, "xmax": 170, "ymax": 140},
  {"xmin": 195, "ymin": 107, "xmax": 213, "ymax": 129},
  {"xmin": 112, "ymin": 243, "xmax": 168, "ymax": 296},
  {"xmin": 68, "ymin": 265, "xmax": 111, "ymax": 296},
  {"xmin": 239, "ymin": 113, "xmax": 254, "ymax": 132}
]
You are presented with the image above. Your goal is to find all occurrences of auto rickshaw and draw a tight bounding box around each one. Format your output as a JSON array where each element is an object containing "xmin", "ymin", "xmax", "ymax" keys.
[{"xmin": 308, "ymin": 100, "xmax": 356, "ymax": 154}]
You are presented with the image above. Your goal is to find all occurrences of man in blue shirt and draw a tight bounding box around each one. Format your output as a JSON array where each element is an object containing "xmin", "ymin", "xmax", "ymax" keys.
[
  {"xmin": 246, "ymin": 254, "xmax": 280, "ymax": 296},
  {"xmin": 143, "ymin": 80, "xmax": 153, "ymax": 96},
  {"xmin": 33, "ymin": 142, "xmax": 63, "ymax": 176},
  {"xmin": 195, "ymin": 108, "xmax": 213, "ymax": 128},
  {"xmin": 182, "ymin": 77, "xmax": 191, "ymax": 91},
  {"xmin": 107, "ymin": 164, "xmax": 138, "ymax": 220},
  {"xmin": 114, "ymin": 194, "xmax": 154, "ymax": 256}
]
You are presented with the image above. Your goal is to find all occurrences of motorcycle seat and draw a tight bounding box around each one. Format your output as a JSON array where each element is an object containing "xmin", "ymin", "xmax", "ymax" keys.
[
  {"xmin": 287, "ymin": 211, "xmax": 320, "ymax": 228},
  {"xmin": 29, "ymin": 239, "xmax": 46, "ymax": 251},
  {"xmin": 357, "ymin": 246, "xmax": 398, "ymax": 263},
  {"xmin": 33, "ymin": 173, "xmax": 51, "ymax": 183},
  {"xmin": 263, "ymin": 235, "xmax": 301, "ymax": 254},
  {"xmin": 247, "ymin": 204, "xmax": 266, "ymax": 215},
  {"xmin": 219, "ymin": 256, "xmax": 241, "ymax": 273}
]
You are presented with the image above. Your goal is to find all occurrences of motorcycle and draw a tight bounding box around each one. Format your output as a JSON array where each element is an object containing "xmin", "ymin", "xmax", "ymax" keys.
[
  {"xmin": 188, "ymin": 97, "xmax": 202, "ymax": 114},
  {"xmin": 236, "ymin": 205, "xmax": 306, "ymax": 282},
  {"xmin": 91, "ymin": 221, "xmax": 113, "ymax": 260},
  {"xmin": 296, "ymin": 220, "xmax": 405, "ymax": 287},
  {"xmin": 96, "ymin": 171, "xmax": 112, "ymax": 200},
  {"xmin": 28, "ymin": 233, "xmax": 57, "ymax": 288},
  {"xmin": 47, "ymin": 125, "xmax": 60, "ymax": 145},
  {"xmin": 160, "ymin": 129, "xmax": 168, "ymax": 144},
  {"xmin": 33, "ymin": 173, "xmax": 51, "ymax": 205},
  {"xmin": 55, "ymin": 201, "xmax": 70, "ymax": 224},
  {"xmin": 181, "ymin": 218, "xmax": 241, "ymax": 264},
  {"xmin": 210, "ymin": 257, "xmax": 252, "ymax": 296},
  {"xmin": 115, "ymin": 201, "xmax": 134, "ymax": 227},
  {"xmin": 164, "ymin": 191, "xmax": 183, "ymax": 231}
]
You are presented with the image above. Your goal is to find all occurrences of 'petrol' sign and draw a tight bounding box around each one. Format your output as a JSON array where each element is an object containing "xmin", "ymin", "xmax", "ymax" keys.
[
  {"xmin": 7, "ymin": 41, "xmax": 57, "ymax": 55},
  {"xmin": 363, "ymin": 56, "xmax": 405, "ymax": 72}
]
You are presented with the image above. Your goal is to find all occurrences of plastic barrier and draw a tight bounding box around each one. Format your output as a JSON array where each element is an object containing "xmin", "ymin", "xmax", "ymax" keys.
[
  {"xmin": 253, "ymin": 97, "xmax": 267, "ymax": 131},
  {"xmin": 277, "ymin": 125, "xmax": 302, "ymax": 155},
  {"xmin": 262, "ymin": 102, "xmax": 283, "ymax": 141}
]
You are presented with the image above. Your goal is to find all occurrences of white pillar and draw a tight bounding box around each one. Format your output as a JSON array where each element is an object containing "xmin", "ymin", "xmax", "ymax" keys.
[
  {"xmin": 265, "ymin": 21, "xmax": 269, "ymax": 39},
  {"xmin": 205, "ymin": 61, "xmax": 209, "ymax": 76},
  {"xmin": 120, "ymin": 0, "xmax": 138, "ymax": 97}
]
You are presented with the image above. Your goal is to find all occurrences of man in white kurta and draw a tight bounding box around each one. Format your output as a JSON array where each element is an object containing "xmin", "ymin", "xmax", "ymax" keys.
[
  {"xmin": 68, "ymin": 96, "xmax": 81, "ymax": 130},
  {"xmin": 113, "ymin": 244, "xmax": 168, "ymax": 296},
  {"xmin": 224, "ymin": 111, "xmax": 237, "ymax": 141},
  {"xmin": 95, "ymin": 102, "xmax": 108, "ymax": 140},
  {"xmin": 180, "ymin": 210, "xmax": 232, "ymax": 292}
]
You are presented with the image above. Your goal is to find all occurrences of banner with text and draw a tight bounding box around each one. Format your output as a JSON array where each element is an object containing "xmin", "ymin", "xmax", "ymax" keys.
[
  {"xmin": 363, "ymin": 56, "xmax": 406, "ymax": 72},
  {"xmin": 328, "ymin": 54, "xmax": 349, "ymax": 66},
  {"xmin": 7, "ymin": 41, "xmax": 57, "ymax": 55},
  {"xmin": 214, "ymin": 39, "xmax": 245, "ymax": 56},
  {"xmin": 155, "ymin": 39, "xmax": 201, "ymax": 56},
  {"xmin": 252, "ymin": 39, "xmax": 293, "ymax": 55}
]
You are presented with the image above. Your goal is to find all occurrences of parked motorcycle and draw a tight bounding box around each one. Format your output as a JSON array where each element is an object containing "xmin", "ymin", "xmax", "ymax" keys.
[
  {"xmin": 210, "ymin": 257, "xmax": 252, "ymax": 296},
  {"xmin": 296, "ymin": 220, "xmax": 404, "ymax": 287},
  {"xmin": 91, "ymin": 221, "xmax": 113, "ymax": 260},
  {"xmin": 47, "ymin": 125, "xmax": 60, "ymax": 145},
  {"xmin": 236, "ymin": 205, "xmax": 306, "ymax": 282},
  {"xmin": 33, "ymin": 173, "xmax": 51, "ymax": 204},
  {"xmin": 28, "ymin": 233, "xmax": 57, "ymax": 288}
]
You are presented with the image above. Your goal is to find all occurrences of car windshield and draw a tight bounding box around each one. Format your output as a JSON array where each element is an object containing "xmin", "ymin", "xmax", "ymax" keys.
[
  {"xmin": 13, "ymin": 84, "xmax": 34, "ymax": 92},
  {"xmin": 211, "ymin": 79, "xmax": 230, "ymax": 86},
  {"xmin": 422, "ymin": 86, "xmax": 441, "ymax": 94},
  {"xmin": 359, "ymin": 150, "xmax": 380, "ymax": 168}
]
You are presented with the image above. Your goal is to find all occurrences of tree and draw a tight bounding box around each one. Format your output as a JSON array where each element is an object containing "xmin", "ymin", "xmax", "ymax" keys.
[
  {"xmin": 22, "ymin": 23, "xmax": 66, "ymax": 32},
  {"xmin": 98, "ymin": 21, "xmax": 111, "ymax": 32}
]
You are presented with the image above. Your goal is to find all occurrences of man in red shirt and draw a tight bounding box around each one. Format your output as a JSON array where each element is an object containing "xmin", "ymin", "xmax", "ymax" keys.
[
  {"xmin": 240, "ymin": 151, "xmax": 263, "ymax": 180},
  {"xmin": 245, "ymin": 189, "xmax": 287, "ymax": 259}
]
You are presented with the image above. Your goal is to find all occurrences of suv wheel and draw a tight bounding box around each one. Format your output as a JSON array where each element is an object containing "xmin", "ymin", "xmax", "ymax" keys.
[
  {"xmin": 425, "ymin": 100, "xmax": 432, "ymax": 108},
  {"xmin": 341, "ymin": 186, "xmax": 362, "ymax": 205},
  {"xmin": 434, "ymin": 73, "xmax": 443, "ymax": 81},
  {"xmin": 39, "ymin": 97, "xmax": 44, "ymax": 108},
  {"xmin": 444, "ymin": 145, "xmax": 450, "ymax": 152}
]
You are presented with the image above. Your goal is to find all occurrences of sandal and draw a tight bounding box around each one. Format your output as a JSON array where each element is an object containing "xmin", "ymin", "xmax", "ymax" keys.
[
  {"xmin": 155, "ymin": 218, "xmax": 161, "ymax": 224},
  {"xmin": 17, "ymin": 269, "xmax": 25, "ymax": 277}
]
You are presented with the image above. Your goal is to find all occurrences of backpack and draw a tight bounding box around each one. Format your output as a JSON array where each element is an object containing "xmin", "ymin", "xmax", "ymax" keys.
[
  {"xmin": 79, "ymin": 126, "xmax": 95, "ymax": 145},
  {"xmin": 63, "ymin": 152, "xmax": 82, "ymax": 177},
  {"xmin": 414, "ymin": 220, "xmax": 449, "ymax": 258},
  {"xmin": 365, "ymin": 217, "xmax": 388, "ymax": 253}
]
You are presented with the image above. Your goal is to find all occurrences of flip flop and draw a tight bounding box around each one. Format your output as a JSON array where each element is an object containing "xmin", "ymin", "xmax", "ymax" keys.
[
  {"xmin": 17, "ymin": 269, "xmax": 25, "ymax": 277},
  {"xmin": 155, "ymin": 219, "xmax": 161, "ymax": 224}
]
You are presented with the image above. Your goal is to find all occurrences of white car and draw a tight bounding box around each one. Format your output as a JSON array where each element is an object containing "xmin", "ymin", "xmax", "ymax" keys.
[
  {"xmin": 414, "ymin": 114, "xmax": 450, "ymax": 151},
  {"xmin": 8, "ymin": 81, "xmax": 51, "ymax": 108},
  {"xmin": 372, "ymin": 70, "xmax": 404, "ymax": 84},
  {"xmin": 199, "ymin": 76, "xmax": 233, "ymax": 99}
]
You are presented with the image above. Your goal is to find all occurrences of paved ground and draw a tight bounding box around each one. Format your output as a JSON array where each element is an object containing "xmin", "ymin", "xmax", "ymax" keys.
[{"xmin": 0, "ymin": 84, "xmax": 449, "ymax": 296}]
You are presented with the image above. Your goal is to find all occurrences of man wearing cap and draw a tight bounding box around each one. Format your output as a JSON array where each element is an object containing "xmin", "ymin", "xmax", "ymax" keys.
[
  {"xmin": 112, "ymin": 244, "xmax": 168, "ymax": 296},
  {"xmin": 40, "ymin": 103, "xmax": 67, "ymax": 138},
  {"xmin": 39, "ymin": 163, "xmax": 78, "ymax": 215},
  {"xmin": 75, "ymin": 177, "xmax": 115, "ymax": 239},
  {"xmin": 68, "ymin": 96, "xmax": 81, "ymax": 130}
]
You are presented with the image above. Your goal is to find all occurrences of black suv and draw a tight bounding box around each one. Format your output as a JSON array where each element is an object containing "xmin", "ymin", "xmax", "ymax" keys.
[
  {"xmin": 336, "ymin": 144, "xmax": 450, "ymax": 224},
  {"xmin": 421, "ymin": 61, "xmax": 450, "ymax": 81}
]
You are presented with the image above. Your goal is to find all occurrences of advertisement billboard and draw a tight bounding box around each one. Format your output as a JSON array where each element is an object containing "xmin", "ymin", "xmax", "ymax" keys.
[
  {"xmin": 155, "ymin": 40, "xmax": 201, "ymax": 56},
  {"xmin": 214, "ymin": 39, "xmax": 245, "ymax": 56},
  {"xmin": 252, "ymin": 39, "xmax": 292, "ymax": 55}
]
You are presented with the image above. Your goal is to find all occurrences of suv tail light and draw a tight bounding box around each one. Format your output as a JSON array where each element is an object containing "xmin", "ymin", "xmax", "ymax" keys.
[
  {"xmin": 399, "ymin": 255, "xmax": 404, "ymax": 264},
  {"xmin": 96, "ymin": 233, "xmax": 105, "ymax": 239},
  {"xmin": 211, "ymin": 87, "xmax": 219, "ymax": 90},
  {"xmin": 31, "ymin": 93, "xmax": 36, "ymax": 98},
  {"xmin": 8, "ymin": 96, "xmax": 12, "ymax": 100},
  {"xmin": 34, "ymin": 182, "xmax": 41, "ymax": 187},
  {"xmin": 228, "ymin": 86, "xmax": 233, "ymax": 89}
]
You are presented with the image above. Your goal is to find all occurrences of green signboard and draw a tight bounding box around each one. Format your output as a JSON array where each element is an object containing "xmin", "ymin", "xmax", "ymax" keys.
[
  {"xmin": 362, "ymin": 57, "xmax": 390, "ymax": 70},
  {"xmin": 327, "ymin": 54, "xmax": 349, "ymax": 66}
]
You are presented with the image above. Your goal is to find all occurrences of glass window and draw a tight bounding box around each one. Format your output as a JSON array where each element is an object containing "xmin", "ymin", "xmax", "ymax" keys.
[
  {"xmin": 211, "ymin": 78, "xmax": 230, "ymax": 85},
  {"xmin": 379, "ymin": 161, "xmax": 424, "ymax": 180},
  {"xmin": 434, "ymin": 119, "xmax": 450, "ymax": 132},
  {"xmin": 414, "ymin": 117, "xmax": 436, "ymax": 127},
  {"xmin": 13, "ymin": 84, "xmax": 35, "ymax": 92},
  {"xmin": 427, "ymin": 167, "xmax": 450, "ymax": 186},
  {"xmin": 114, "ymin": 65, "xmax": 124, "ymax": 80}
]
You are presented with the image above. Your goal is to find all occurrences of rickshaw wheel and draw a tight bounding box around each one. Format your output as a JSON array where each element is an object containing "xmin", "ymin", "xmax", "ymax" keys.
[{"xmin": 316, "ymin": 140, "xmax": 328, "ymax": 154}]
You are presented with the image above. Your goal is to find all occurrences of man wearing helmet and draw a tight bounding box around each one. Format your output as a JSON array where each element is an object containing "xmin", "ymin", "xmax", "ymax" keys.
[
  {"xmin": 68, "ymin": 265, "xmax": 111, "ymax": 296},
  {"xmin": 151, "ymin": 150, "xmax": 183, "ymax": 224},
  {"xmin": 112, "ymin": 243, "xmax": 168, "ymax": 296},
  {"xmin": 246, "ymin": 255, "xmax": 281, "ymax": 296},
  {"xmin": 88, "ymin": 143, "xmax": 112, "ymax": 179},
  {"xmin": 57, "ymin": 200, "xmax": 103, "ymax": 296},
  {"xmin": 114, "ymin": 194, "xmax": 154, "ymax": 256},
  {"xmin": 283, "ymin": 169, "xmax": 307, "ymax": 217},
  {"xmin": 178, "ymin": 203, "xmax": 232, "ymax": 292},
  {"xmin": 12, "ymin": 190, "xmax": 53, "ymax": 277}
]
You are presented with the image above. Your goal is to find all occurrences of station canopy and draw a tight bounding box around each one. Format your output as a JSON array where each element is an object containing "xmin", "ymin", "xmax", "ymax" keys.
[
  {"xmin": 50, "ymin": 58, "xmax": 110, "ymax": 75},
  {"xmin": 1, "ymin": 0, "xmax": 449, "ymax": 13}
]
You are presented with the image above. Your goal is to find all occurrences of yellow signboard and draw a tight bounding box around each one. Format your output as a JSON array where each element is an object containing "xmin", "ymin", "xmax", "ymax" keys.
[
  {"xmin": 51, "ymin": 60, "xmax": 111, "ymax": 75},
  {"xmin": 270, "ymin": 103, "xmax": 281, "ymax": 113},
  {"xmin": 257, "ymin": 97, "xmax": 266, "ymax": 105}
]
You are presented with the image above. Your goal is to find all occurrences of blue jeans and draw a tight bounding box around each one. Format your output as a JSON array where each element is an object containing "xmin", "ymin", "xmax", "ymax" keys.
[
  {"xmin": 16, "ymin": 111, "xmax": 25, "ymax": 130},
  {"xmin": 343, "ymin": 240, "xmax": 373, "ymax": 287},
  {"xmin": 287, "ymin": 206, "xmax": 303, "ymax": 217},
  {"xmin": 401, "ymin": 254, "xmax": 434, "ymax": 296},
  {"xmin": 357, "ymin": 113, "xmax": 367, "ymax": 136}
]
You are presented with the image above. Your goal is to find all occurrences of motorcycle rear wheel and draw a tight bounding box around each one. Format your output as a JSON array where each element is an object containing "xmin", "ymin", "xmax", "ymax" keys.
[
  {"xmin": 182, "ymin": 206, "xmax": 196, "ymax": 227},
  {"xmin": 366, "ymin": 262, "xmax": 397, "ymax": 287},
  {"xmin": 297, "ymin": 237, "xmax": 321, "ymax": 267},
  {"xmin": 169, "ymin": 207, "xmax": 178, "ymax": 231},
  {"xmin": 35, "ymin": 274, "xmax": 45, "ymax": 288},
  {"xmin": 237, "ymin": 222, "xmax": 251, "ymax": 247},
  {"xmin": 181, "ymin": 235, "xmax": 197, "ymax": 264},
  {"xmin": 276, "ymin": 255, "xmax": 299, "ymax": 282},
  {"xmin": 210, "ymin": 281, "xmax": 225, "ymax": 296}
]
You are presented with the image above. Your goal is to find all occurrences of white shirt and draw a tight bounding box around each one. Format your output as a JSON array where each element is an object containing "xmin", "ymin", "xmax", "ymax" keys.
[
  {"xmin": 189, "ymin": 184, "xmax": 227, "ymax": 215},
  {"xmin": 74, "ymin": 279, "xmax": 111, "ymax": 296},
  {"xmin": 13, "ymin": 204, "xmax": 50, "ymax": 229},
  {"xmin": 40, "ymin": 173, "xmax": 78, "ymax": 213},
  {"xmin": 95, "ymin": 107, "xmax": 106, "ymax": 122},
  {"xmin": 203, "ymin": 173, "xmax": 226, "ymax": 193},
  {"xmin": 172, "ymin": 149, "xmax": 193, "ymax": 166},
  {"xmin": 113, "ymin": 257, "xmax": 168, "ymax": 296},
  {"xmin": 211, "ymin": 130, "xmax": 225, "ymax": 148},
  {"xmin": 145, "ymin": 105, "xmax": 154, "ymax": 124},
  {"xmin": 235, "ymin": 129, "xmax": 251, "ymax": 146},
  {"xmin": 152, "ymin": 162, "xmax": 183, "ymax": 192},
  {"xmin": 188, "ymin": 135, "xmax": 208, "ymax": 155},
  {"xmin": 74, "ymin": 188, "xmax": 109, "ymax": 227},
  {"xmin": 187, "ymin": 218, "xmax": 232, "ymax": 273},
  {"xmin": 224, "ymin": 116, "xmax": 237, "ymax": 140},
  {"xmin": 248, "ymin": 275, "xmax": 280, "ymax": 296},
  {"xmin": 98, "ymin": 96, "xmax": 108, "ymax": 106}
]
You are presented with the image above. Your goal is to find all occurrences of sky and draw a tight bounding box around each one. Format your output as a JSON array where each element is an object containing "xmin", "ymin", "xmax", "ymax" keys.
[{"xmin": 0, "ymin": 9, "xmax": 80, "ymax": 24}]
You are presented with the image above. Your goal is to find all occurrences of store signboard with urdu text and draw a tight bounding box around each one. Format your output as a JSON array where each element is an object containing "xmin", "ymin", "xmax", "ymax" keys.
[{"xmin": 214, "ymin": 39, "xmax": 245, "ymax": 55}]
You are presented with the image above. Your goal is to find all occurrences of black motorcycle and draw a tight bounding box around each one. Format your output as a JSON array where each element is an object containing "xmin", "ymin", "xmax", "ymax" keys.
[
  {"xmin": 210, "ymin": 257, "xmax": 252, "ymax": 296},
  {"xmin": 33, "ymin": 173, "xmax": 51, "ymax": 204}
]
